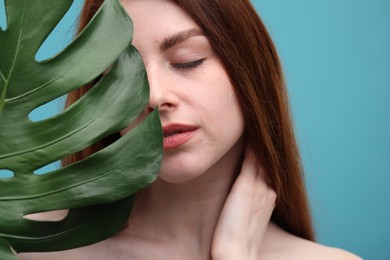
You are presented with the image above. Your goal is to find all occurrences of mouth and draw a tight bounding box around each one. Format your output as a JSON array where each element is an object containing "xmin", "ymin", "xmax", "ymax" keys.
[
  {"xmin": 162, "ymin": 124, "xmax": 198, "ymax": 150},
  {"xmin": 164, "ymin": 131, "xmax": 184, "ymax": 137}
]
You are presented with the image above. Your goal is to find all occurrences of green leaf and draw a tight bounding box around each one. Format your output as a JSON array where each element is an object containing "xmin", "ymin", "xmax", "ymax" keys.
[
  {"xmin": 0, "ymin": 0, "xmax": 162, "ymax": 255},
  {"xmin": 0, "ymin": 238, "xmax": 15, "ymax": 260}
]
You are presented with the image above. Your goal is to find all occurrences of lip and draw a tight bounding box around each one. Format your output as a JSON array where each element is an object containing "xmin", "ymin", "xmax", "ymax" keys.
[{"xmin": 162, "ymin": 123, "xmax": 198, "ymax": 150}]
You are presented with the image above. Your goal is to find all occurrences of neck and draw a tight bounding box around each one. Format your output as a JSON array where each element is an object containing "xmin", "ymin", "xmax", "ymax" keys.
[{"xmin": 124, "ymin": 139, "xmax": 244, "ymax": 258}]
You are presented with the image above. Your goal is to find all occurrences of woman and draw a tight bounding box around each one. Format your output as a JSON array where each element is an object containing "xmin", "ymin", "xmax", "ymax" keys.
[{"xmin": 20, "ymin": 0, "xmax": 360, "ymax": 259}]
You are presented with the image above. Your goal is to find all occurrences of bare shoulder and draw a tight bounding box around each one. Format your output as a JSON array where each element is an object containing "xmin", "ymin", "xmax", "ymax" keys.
[{"xmin": 261, "ymin": 222, "xmax": 362, "ymax": 260}]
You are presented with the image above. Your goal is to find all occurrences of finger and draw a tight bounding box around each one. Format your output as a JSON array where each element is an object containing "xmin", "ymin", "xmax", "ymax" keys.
[
  {"xmin": 249, "ymin": 182, "xmax": 276, "ymax": 234},
  {"xmin": 214, "ymin": 145, "xmax": 260, "ymax": 238},
  {"xmin": 252, "ymin": 165, "xmax": 276, "ymax": 213},
  {"xmin": 248, "ymin": 165, "xmax": 276, "ymax": 253}
]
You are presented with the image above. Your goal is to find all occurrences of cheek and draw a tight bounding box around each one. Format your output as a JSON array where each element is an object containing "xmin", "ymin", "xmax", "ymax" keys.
[
  {"xmin": 218, "ymin": 81, "xmax": 245, "ymax": 139},
  {"xmin": 205, "ymin": 79, "xmax": 245, "ymax": 141},
  {"xmin": 210, "ymin": 77, "xmax": 243, "ymax": 123}
]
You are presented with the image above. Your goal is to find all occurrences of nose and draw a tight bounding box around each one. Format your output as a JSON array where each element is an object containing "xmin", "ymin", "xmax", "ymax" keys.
[{"xmin": 145, "ymin": 65, "xmax": 178, "ymax": 113}]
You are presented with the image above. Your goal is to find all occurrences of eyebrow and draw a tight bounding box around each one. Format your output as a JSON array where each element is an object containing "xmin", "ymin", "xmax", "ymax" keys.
[{"xmin": 160, "ymin": 28, "xmax": 204, "ymax": 51}]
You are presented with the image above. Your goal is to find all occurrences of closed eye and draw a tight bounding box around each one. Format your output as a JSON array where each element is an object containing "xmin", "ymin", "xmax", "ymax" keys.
[{"xmin": 171, "ymin": 58, "xmax": 205, "ymax": 70}]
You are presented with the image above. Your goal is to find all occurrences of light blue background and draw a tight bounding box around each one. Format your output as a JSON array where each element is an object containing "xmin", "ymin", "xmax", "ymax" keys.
[
  {"xmin": 1, "ymin": 0, "xmax": 389, "ymax": 259},
  {"xmin": 253, "ymin": 0, "xmax": 390, "ymax": 259}
]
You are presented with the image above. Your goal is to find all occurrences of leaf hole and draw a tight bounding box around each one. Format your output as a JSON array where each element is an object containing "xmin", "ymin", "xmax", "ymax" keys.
[
  {"xmin": 24, "ymin": 209, "xmax": 69, "ymax": 222},
  {"xmin": 0, "ymin": 0, "xmax": 6, "ymax": 31},
  {"xmin": 28, "ymin": 95, "xmax": 66, "ymax": 122},
  {"xmin": 33, "ymin": 160, "xmax": 62, "ymax": 175},
  {"xmin": 0, "ymin": 169, "xmax": 14, "ymax": 179},
  {"xmin": 35, "ymin": 0, "xmax": 83, "ymax": 62}
]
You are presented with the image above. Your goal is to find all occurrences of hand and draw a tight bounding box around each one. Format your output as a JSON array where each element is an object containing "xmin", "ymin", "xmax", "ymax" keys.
[{"xmin": 211, "ymin": 145, "xmax": 276, "ymax": 260}]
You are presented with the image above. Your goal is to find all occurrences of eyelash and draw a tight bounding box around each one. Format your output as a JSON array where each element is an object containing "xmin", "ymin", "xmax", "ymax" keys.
[{"xmin": 171, "ymin": 58, "xmax": 205, "ymax": 70}]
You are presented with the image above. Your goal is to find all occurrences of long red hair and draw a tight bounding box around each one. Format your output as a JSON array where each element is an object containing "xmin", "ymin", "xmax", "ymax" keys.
[{"xmin": 64, "ymin": 0, "xmax": 315, "ymax": 241}]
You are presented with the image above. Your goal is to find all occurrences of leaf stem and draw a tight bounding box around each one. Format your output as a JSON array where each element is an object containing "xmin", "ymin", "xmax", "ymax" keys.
[
  {"xmin": 0, "ymin": 80, "xmax": 7, "ymax": 112},
  {"xmin": 6, "ymin": 75, "xmax": 62, "ymax": 102},
  {"xmin": 0, "ymin": 70, "xmax": 5, "ymax": 82},
  {"xmin": 2, "ymin": 1, "xmax": 27, "ymax": 111}
]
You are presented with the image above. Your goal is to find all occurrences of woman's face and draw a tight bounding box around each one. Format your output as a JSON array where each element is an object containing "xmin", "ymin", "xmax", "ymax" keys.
[{"xmin": 120, "ymin": 0, "xmax": 245, "ymax": 183}]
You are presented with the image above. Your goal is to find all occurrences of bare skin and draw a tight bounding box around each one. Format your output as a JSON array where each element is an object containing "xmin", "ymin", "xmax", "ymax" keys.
[
  {"xmin": 18, "ymin": 0, "xmax": 361, "ymax": 259},
  {"xmin": 18, "ymin": 147, "xmax": 359, "ymax": 260}
]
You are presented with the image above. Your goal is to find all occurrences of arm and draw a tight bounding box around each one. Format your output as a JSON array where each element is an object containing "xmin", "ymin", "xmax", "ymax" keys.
[{"xmin": 211, "ymin": 145, "xmax": 276, "ymax": 260}]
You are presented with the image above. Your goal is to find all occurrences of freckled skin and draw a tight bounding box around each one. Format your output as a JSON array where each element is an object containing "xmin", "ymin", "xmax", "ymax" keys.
[
  {"xmin": 17, "ymin": 1, "xmax": 361, "ymax": 259},
  {"xmin": 121, "ymin": 0, "xmax": 245, "ymax": 183}
]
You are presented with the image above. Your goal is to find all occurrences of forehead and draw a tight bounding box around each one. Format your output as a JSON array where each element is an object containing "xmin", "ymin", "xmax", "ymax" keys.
[
  {"xmin": 120, "ymin": 0, "xmax": 202, "ymax": 54},
  {"xmin": 121, "ymin": 0, "xmax": 198, "ymax": 33}
]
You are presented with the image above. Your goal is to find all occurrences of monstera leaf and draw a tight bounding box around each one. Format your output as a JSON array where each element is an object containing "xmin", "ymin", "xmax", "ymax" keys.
[{"xmin": 0, "ymin": 0, "xmax": 162, "ymax": 258}]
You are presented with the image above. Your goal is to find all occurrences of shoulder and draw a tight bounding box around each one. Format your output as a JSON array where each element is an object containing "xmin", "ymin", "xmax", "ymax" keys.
[{"xmin": 260, "ymin": 222, "xmax": 362, "ymax": 260}]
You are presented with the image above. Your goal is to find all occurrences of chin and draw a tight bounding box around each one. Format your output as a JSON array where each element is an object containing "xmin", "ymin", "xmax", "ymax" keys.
[
  {"xmin": 157, "ymin": 168, "xmax": 204, "ymax": 184},
  {"xmin": 156, "ymin": 153, "xmax": 208, "ymax": 183}
]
